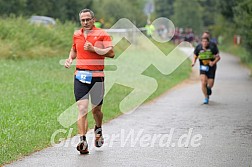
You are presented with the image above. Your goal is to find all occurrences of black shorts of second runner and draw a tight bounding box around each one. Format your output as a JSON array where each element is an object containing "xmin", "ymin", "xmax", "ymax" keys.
[
  {"xmin": 74, "ymin": 76, "xmax": 104, "ymax": 106},
  {"xmin": 200, "ymin": 65, "xmax": 217, "ymax": 79}
]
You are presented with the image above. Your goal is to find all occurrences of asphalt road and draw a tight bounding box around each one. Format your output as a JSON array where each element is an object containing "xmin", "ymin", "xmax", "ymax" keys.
[{"xmin": 5, "ymin": 52, "xmax": 252, "ymax": 167}]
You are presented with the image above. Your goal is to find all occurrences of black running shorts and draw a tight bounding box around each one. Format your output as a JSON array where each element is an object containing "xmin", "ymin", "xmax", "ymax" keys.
[
  {"xmin": 74, "ymin": 76, "xmax": 104, "ymax": 106},
  {"xmin": 200, "ymin": 65, "xmax": 217, "ymax": 79}
]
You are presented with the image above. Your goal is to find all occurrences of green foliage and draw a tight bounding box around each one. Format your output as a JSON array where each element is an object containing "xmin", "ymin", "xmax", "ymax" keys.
[
  {"xmin": 198, "ymin": 0, "xmax": 219, "ymax": 27},
  {"xmin": 208, "ymin": 15, "xmax": 235, "ymax": 38},
  {"xmin": 0, "ymin": 0, "xmax": 27, "ymax": 16},
  {"xmin": 218, "ymin": 0, "xmax": 238, "ymax": 22},
  {"xmin": 213, "ymin": 0, "xmax": 252, "ymax": 72},
  {"xmin": 216, "ymin": 0, "xmax": 252, "ymax": 60},
  {"xmin": 0, "ymin": 57, "xmax": 75, "ymax": 165},
  {"xmin": 0, "ymin": 0, "xmax": 93, "ymax": 22},
  {"xmin": 154, "ymin": 0, "xmax": 174, "ymax": 18},
  {"xmin": 0, "ymin": 0, "xmax": 146, "ymax": 26},
  {"xmin": 0, "ymin": 16, "xmax": 77, "ymax": 59},
  {"xmin": 172, "ymin": 0, "xmax": 204, "ymax": 32},
  {"xmin": 234, "ymin": 0, "xmax": 252, "ymax": 52},
  {"xmin": 219, "ymin": 38, "xmax": 252, "ymax": 72},
  {"xmin": 93, "ymin": 0, "xmax": 146, "ymax": 27}
]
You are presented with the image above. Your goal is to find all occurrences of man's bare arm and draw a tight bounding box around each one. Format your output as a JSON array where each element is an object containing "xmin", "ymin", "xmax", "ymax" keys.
[
  {"xmin": 191, "ymin": 55, "xmax": 198, "ymax": 67},
  {"xmin": 84, "ymin": 42, "xmax": 115, "ymax": 58},
  {"xmin": 209, "ymin": 54, "xmax": 221, "ymax": 67},
  {"xmin": 99, "ymin": 47, "xmax": 115, "ymax": 58},
  {"xmin": 65, "ymin": 48, "xmax": 77, "ymax": 68}
]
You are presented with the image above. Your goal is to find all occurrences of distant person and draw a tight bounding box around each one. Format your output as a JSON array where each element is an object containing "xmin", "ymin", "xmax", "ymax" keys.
[
  {"xmin": 218, "ymin": 35, "xmax": 223, "ymax": 45},
  {"xmin": 157, "ymin": 24, "xmax": 168, "ymax": 39},
  {"xmin": 202, "ymin": 31, "xmax": 218, "ymax": 45},
  {"xmin": 145, "ymin": 20, "xmax": 155, "ymax": 37},
  {"xmin": 64, "ymin": 8, "xmax": 114, "ymax": 154},
  {"xmin": 211, "ymin": 37, "xmax": 218, "ymax": 45},
  {"xmin": 94, "ymin": 21, "xmax": 102, "ymax": 28},
  {"xmin": 188, "ymin": 28, "xmax": 195, "ymax": 43},
  {"xmin": 173, "ymin": 27, "xmax": 180, "ymax": 44},
  {"xmin": 192, "ymin": 36, "xmax": 221, "ymax": 104},
  {"xmin": 94, "ymin": 18, "xmax": 104, "ymax": 28},
  {"xmin": 184, "ymin": 28, "xmax": 190, "ymax": 42}
]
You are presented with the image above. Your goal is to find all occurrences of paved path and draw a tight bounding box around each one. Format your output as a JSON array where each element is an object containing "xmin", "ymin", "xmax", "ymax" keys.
[{"xmin": 5, "ymin": 52, "xmax": 252, "ymax": 167}]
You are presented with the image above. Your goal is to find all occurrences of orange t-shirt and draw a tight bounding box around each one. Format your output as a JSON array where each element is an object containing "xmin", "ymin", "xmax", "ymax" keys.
[{"xmin": 72, "ymin": 26, "xmax": 112, "ymax": 72}]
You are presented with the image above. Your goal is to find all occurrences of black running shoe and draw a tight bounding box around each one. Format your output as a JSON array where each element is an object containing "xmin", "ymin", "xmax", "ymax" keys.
[
  {"xmin": 77, "ymin": 140, "xmax": 89, "ymax": 154},
  {"xmin": 207, "ymin": 86, "xmax": 212, "ymax": 96}
]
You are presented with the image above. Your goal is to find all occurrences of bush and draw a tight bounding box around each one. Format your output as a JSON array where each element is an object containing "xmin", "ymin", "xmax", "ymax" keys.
[{"xmin": 0, "ymin": 16, "xmax": 77, "ymax": 59}]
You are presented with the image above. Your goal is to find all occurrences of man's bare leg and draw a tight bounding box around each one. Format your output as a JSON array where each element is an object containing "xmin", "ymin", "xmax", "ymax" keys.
[
  {"xmin": 92, "ymin": 105, "xmax": 103, "ymax": 127},
  {"xmin": 77, "ymin": 99, "xmax": 89, "ymax": 135},
  {"xmin": 92, "ymin": 104, "xmax": 104, "ymax": 147},
  {"xmin": 76, "ymin": 99, "xmax": 89, "ymax": 154},
  {"xmin": 200, "ymin": 75, "xmax": 208, "ymax": 98},
  {"xmin": 207, "ymin": 78, "xmax": 215, "ymax": 89}
]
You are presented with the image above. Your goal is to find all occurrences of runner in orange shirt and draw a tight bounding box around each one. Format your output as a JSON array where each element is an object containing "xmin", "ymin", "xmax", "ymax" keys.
[{"xmin": 64, "ymin": 8, "xmax": 114, "ymax": 154}]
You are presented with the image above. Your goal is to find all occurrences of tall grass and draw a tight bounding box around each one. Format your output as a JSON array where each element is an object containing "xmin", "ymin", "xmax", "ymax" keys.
[{"xmin": 0, "ymin": 16, "xmax": 76, "ymax": 59}]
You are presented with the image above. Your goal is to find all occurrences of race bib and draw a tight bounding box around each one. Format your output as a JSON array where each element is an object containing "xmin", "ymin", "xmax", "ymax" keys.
[
  {"xmin": 200, "ymin": 65, "xmax": 209, "ymax": 72},
  {"xmin": 76, "ymin": 71, "xmax": 92, "ymax": 84}
]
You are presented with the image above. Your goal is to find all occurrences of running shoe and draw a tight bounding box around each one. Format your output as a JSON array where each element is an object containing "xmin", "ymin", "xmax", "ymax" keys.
[
  {"xmin": 94, "ymin": 127, "xmax": 104, "ymax": 147},
  {"xmin": 207, "ymin": 86, "xmax": 212, "ymax": 96},
  {"xmin": 203, "ymin": 97, "xmax": 209, "ymax": 104},
  {"xmin": 77, "ymin": 140, "xmax": 89, "ymax": 154}
]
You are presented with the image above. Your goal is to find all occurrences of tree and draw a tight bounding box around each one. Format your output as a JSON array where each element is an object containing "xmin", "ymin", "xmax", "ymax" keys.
[
  {"xmin": 154, "ymin": 0, "xmax": 175, "ymax": 19},
  {"xmin": 172, "ymin": 0, "xmax": 204, "ymax": 33},
  {"xmin": 0, "ymin": 0, "xmax": 27, "ymax": 16},
  {"xmin": 65, "ymin": 0, "xmax": 93, "ymax": 22},
  {"xmin": 217, "ymin": 0, "xmax": 252, "ymax": 55},
  {"xmin": 234, "ymin": 0, "xmax": 252, "ymax": 52},
  {"xmin": 218, "ymin": 0, "xmax": 238, "ymax": 22},
  {"xmin": 0, "ymin": 0, "xmax": 93, "ymax": 22},
  {"xmin": 25, "ymin": 0, "xmax": 53, "ymax": 17},
  {"xmin": 93, "ymin": 0, "xmax": 146, "ymax": 27},
  {"xmin": 198, "ymin": 0, "xmax": 219, "ymax": 27}
]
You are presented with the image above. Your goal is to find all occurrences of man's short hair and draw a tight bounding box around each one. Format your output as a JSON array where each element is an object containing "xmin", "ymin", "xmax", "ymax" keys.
[
  {"xmin": 202, "ymin": 31, "xmax": 210, "ymax": 38},
  {"xmin": 79, "ymin": 9, "xmax": 95, "ymax": 18},
  {"xmin": 201, "ymin": 36, "xmax": 210, "ymax": 42},
  {"xmin": 203, "ymin": 31, "xmax": 210, "ymax": 35}
]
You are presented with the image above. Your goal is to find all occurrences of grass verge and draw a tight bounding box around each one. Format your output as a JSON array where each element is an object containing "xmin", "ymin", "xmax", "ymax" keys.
[{"xmin": 219, "ymin": 41, "xmax": 252, "ymax": 74}]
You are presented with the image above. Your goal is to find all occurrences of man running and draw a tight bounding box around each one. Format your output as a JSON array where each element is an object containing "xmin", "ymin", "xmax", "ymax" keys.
[
  {"xmin": 192, "ymin": 36, "xmax": 221, "ymax": 104},
  {"xmin": 64, "ymin": 9, "xmax": 114, "ymax": 154}
]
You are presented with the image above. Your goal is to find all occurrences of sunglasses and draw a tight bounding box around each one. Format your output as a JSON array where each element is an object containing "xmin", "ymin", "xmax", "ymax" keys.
[{"xmin": 80, "ymin": 18, "xmax": 93, "ymax": 22}]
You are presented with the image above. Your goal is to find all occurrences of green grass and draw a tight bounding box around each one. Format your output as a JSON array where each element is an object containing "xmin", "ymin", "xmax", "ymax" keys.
[
  {"xmin": 0, "ymin": 57, "xmax": 75, "ymax": 164},
  {"xmin": 219, "ymin": 40, "xmax": 252, "ymax": 72},
  {"xmin": 0, "ymin": 16, "xmax": 75, "ymax": 59},
  {"xmin": 0, "ymin": 45, "xmax": 191, "ymax": 165},
  {"xmin": 0, "ymin": 17, "xmax": 192, "ymax": 165}
]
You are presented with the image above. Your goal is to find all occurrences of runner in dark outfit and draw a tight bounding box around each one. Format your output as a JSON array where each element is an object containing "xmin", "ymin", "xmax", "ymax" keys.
[{"xmin": 192, "ymin": 37, "xmax": 221, "ymax": 104}]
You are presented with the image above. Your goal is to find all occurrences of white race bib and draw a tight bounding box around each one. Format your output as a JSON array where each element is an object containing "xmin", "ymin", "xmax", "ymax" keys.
[{"xmin": 200, "ymin": 65, "xmax": 209, "ymax": 72}]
